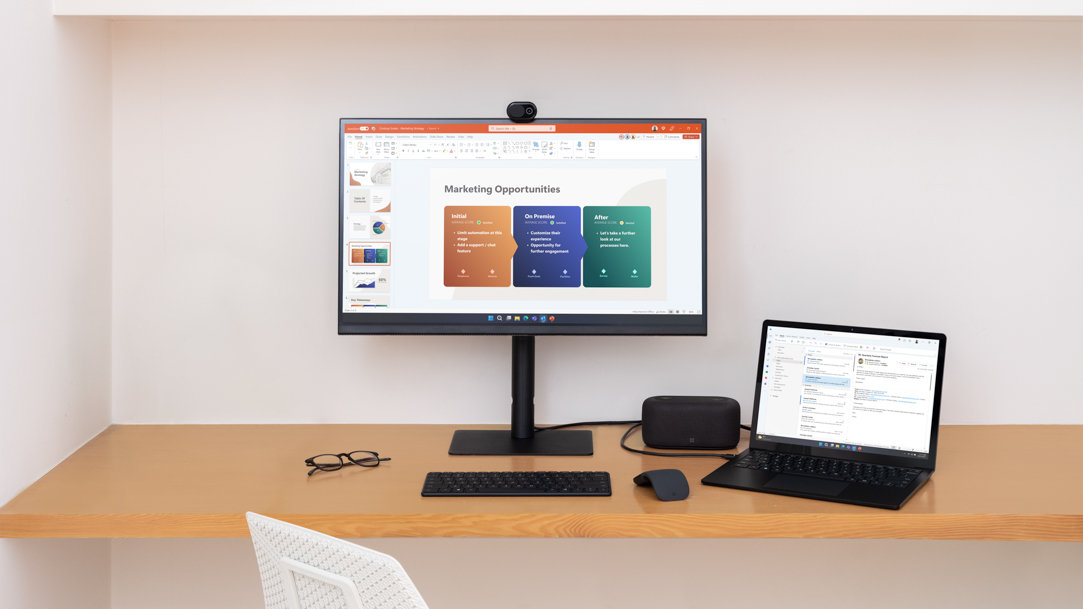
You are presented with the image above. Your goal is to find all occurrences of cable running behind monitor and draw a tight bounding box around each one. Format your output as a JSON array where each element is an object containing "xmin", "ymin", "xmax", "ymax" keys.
[{"xmin": 338, "ymin": 118, "xmax": 708, "ymax": 455}]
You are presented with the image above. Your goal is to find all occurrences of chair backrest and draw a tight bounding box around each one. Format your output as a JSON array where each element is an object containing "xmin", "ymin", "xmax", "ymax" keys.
[{"xmin": 246, "ymin": 512, "xmax": 430, "ymax": 609}]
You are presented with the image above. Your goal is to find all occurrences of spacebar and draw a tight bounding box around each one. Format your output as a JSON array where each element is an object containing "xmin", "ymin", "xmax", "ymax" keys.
[{"xmin": 464, "ymin": 488, "xmax": 545, "ymax": 494}]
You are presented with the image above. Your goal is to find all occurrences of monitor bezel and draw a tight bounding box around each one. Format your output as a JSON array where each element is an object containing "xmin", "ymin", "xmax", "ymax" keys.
[{"xmin": 337, "ymin": 117, "xmax": 708, "ymax": 336}]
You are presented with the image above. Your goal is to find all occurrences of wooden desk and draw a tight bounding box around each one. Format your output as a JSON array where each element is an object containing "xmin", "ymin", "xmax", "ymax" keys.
[{"xmin": 1, "ymin": 424, "xmax": 1080, "ymax": 540}]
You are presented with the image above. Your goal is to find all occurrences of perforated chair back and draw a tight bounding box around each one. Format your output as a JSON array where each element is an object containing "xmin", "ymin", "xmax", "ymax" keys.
[{"xmin": 246, "ymin": 512, "xmax": 430, "ymax": 609}]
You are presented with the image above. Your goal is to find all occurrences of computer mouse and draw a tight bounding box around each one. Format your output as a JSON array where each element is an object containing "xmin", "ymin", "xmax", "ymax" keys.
[{"xmin": 633, "ymin": 469, "xmax": 689, "ymax": 501}]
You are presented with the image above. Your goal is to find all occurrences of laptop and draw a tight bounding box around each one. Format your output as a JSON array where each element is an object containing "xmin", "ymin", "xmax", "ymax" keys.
[{"xmin": 702, "ymin": 320, "xmax": 946, "ymax": 509}]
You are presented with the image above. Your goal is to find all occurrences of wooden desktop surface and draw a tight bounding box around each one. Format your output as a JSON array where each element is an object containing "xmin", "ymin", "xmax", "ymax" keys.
[{"xmin": 1, "ymin": 424, "xmax": 1080, "ymax": 540}]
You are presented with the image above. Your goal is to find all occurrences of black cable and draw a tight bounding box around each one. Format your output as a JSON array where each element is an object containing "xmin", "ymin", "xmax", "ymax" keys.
[
  {"xmin": 619, "ymin": 423, "xmax": 741, "ymax": 459},
  {"xmin": 534, "ymin": 420, "xmax": 640, "ymax": 432},
  {"xmin": 536, "ymin": 419, "xmax": 750, "ymax": 460},
  {"xmin": 537, "ymin": 420, "xmax": 751, "ymax": 432}
]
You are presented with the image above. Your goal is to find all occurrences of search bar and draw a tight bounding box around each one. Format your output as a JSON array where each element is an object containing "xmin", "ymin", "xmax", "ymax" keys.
[{"xmin": 488, "ymin": 124, "xmax": 557, "ymax": 132}]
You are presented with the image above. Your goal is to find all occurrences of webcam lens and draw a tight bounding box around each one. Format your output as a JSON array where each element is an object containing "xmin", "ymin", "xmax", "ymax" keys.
[{"xmin": 507, "ymin": 101, "xmax": 537, "ymax": 122}]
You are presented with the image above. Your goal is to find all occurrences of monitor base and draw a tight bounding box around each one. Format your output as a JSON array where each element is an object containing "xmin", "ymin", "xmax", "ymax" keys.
[{"xmin": 448, "ymin": 429, "xmax": 593, "ymax": 456}]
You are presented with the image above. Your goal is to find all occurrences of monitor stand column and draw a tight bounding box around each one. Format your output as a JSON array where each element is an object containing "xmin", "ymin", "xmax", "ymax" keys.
[{"xmin": 448, "ymin": 336, "xmax": 594, "ymax": 455}]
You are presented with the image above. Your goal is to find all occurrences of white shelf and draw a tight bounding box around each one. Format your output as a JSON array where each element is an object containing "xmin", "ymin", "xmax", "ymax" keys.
[{"xmin": 52, "ymin": 1, "xmax": 1083, "ymax": 18}]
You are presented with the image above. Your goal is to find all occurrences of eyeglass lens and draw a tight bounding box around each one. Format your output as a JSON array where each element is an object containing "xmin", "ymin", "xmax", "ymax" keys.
[
  {"xmin": 346, "ymin": 451, "xmax": 381, "ymax": 466},
  {"xmin": 310, "ymin": 454, "xmax": 345, "ymax": 470}
]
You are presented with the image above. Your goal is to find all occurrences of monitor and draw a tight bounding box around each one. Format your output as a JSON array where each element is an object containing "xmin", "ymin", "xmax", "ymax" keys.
[{"xmin": 338, "ymin": 117, "xmax": 707, "ymax": 455}]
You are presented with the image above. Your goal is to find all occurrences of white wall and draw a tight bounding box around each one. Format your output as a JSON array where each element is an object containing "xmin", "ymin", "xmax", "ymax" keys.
[
  {"xmin": 0, "ymin": 1, "xmax": 113, "ymax": 608},
  {"xmin": 111, "ymin": 18, "xmax": 1082, "ymax": 426}
]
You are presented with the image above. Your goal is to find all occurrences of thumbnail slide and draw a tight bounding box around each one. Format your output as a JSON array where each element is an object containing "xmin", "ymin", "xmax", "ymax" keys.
[
  {"xmin": 349, "ymin": 162, "xmax": 393, "ymax": 186},
  {"xmin": 351, "ymin": 214, "xmax": 390, "ymax": 240},
  {"xmin": 349, "ymin": 242, "xmax": 390, "ymax": 266},
  {"xmin": 349, "ymin": 268, "xmax": 390, "ymax": 292},
  {"xmin": 346, "ymin": 294, "xmax": 389, "ymax": 308},
  {"xmin": 512, "ymin": 206, "xmax": 588, "ymax": 287},
  {"xmin": 443, "ymin": 206, "xmax": 518, "ymax": 287},
  {"xmin": 349, "ymin": 188, "xmax": 391, "ymax": 213},
  {"xmin": 583, "ymin": 206, "xmax": 651, "ymax": 287}
]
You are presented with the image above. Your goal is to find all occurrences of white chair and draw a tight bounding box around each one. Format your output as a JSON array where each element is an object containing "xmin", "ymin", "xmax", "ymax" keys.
[{"xmin": 246, "ymin": 512, "xmax": 430, "ymax": 609}]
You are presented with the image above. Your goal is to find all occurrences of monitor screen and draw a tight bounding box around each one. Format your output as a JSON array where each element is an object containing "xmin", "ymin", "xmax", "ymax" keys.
[{"xmin": 338, "ymin": 118, "xmax": 707, "ymax": 336}]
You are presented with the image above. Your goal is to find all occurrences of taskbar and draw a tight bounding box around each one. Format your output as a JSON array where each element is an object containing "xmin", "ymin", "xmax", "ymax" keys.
[
  {"xmin": 754, "ymin": 433, "xmax": 929, "ymax": 460},
  {"xmin": 338, "ymin": 311, "xmax": 706, "ymax": 335}
]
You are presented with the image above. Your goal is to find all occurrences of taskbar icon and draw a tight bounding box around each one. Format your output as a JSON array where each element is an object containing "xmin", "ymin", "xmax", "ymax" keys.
[{"xmin": 488, "ymin": 314, "xmax": 557, "ymax": 323}]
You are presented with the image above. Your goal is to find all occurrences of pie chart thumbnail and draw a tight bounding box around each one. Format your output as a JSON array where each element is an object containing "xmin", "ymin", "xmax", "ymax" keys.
[{"xmin": 372, "ymin": 221, "xmax": 387, "ymax": 235}]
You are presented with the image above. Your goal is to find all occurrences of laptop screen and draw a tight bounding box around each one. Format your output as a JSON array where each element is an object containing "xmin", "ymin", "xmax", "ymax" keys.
[{"xmin": 753, "ymin": 322, "xmax": 944, "ymax": 460}]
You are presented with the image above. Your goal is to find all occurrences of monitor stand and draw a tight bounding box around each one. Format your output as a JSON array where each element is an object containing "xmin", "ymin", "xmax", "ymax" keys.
[{"xmin": 448, "ymin": 335, "xmax": 593, "ymax": 455}]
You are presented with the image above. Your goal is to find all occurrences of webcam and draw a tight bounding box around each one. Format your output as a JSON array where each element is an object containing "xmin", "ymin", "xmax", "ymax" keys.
[{"xmin": 506, "ymin": 101, "xmax": 537, "ymax": 123}]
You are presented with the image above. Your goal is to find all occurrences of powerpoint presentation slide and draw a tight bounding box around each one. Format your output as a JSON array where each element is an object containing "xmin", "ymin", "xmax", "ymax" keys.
[
  {"xmin": 349, "ymin": 242, "xmax": 391, "ymax": 266},
  {"xmin": 349, "ymin": 268, "xmax": 391, "ymax": 292},
  {"xmin": 428, "ymin": 167, "xmax": 669, "ymax": 301},
  {"xmin": 512, "ymin": 206, "xmax": 588, "ymax": 287},
  {"xmin": 349, "ymin": 188, "xmax": 391, "ymax": 213},
  {"xmin": 349, "ymin": 162, "xmax": 392, "ymax": 187},
  {"xmin": 583, "ymin": 206, "xmax": 651, "ymax": 287},
  {"xmin": 443, "ymin": 206, "xmax": 518, "ymax": 287},
  {"xmin": 346, "ymin": 294, "xmax": 389, "ymax": 308},
  {"xmin": 349, "ymin": 215, "xmax": 390, "ymax": 240}
]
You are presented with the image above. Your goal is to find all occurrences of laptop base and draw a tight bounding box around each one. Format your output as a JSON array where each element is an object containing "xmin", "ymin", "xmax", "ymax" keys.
[{"xmin": 702, "ymin": 450, "xmax": 931, "ymax": 510}]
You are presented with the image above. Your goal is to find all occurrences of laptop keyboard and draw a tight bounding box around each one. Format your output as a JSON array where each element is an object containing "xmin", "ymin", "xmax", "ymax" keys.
[{"xmin": 734, "ymin": 450, "xmax": 920, "ymax": 488}]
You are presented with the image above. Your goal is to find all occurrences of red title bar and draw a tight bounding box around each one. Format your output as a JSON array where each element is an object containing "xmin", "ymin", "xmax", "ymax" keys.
[{"xmin": 344, "ymin": 123, "xmax": 702, "ymax": 134}]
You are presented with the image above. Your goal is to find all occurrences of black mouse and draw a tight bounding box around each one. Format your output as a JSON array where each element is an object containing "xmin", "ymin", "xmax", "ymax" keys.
[{"xmin": 633, "ymin": 469, "xmax": 689, "ymax": 501}]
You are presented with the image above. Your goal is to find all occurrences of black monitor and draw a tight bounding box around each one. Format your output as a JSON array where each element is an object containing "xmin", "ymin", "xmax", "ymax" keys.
[{"xmin": 338, "ymin": 118, "xmax": 707, "ymax": 455}]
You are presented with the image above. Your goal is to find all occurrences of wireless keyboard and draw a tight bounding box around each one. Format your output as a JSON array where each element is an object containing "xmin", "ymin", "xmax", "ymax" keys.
[{"xmin": 422, "ymin": 471, "xmax": 612, "ymax": 497}]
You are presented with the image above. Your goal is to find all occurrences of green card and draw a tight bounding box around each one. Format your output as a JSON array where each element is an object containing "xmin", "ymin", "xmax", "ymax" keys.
[{"xmin": 583, "ymin": 206, "xmax": 651, "ymax": 288}]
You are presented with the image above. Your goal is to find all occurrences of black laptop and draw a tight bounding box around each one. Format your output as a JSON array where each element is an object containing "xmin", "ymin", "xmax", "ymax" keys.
[{"xmin": 703, "ymin": 320, "xmax": 946, "ymax": 509}]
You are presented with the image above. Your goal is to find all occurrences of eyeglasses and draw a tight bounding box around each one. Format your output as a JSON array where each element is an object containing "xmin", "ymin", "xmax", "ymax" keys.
[{"xmin": 304, "ymin": 450, "xmax": 390, "ymax": 476}]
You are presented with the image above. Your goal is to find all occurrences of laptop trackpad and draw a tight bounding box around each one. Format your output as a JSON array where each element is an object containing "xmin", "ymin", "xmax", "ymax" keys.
[{"xmin": 764, "ymin": 474, "xmax": 849, "ymax": 497}]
